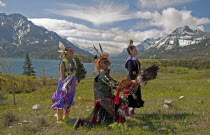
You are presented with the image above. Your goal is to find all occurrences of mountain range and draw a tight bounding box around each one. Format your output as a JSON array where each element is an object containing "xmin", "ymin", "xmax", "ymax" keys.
[
  {"xmin": 1, "ymin": 13, "xmax": 210, "ymax": 60},
  {"xmin": 116, "ymin": 26, "xmax": 210, "ymax": 59},
  {"xmin": 0, "ymin": 13, "xmax": 93, "ymax": 61}
]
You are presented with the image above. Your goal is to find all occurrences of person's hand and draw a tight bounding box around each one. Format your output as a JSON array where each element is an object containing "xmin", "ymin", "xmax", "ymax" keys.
[
  {"xmin": 62, "ymin": 79, "xmax": 65, "ymax": 85},
  {"xmin": 131, "ymin": 80, "xmax": 137, "ymax": 84}
]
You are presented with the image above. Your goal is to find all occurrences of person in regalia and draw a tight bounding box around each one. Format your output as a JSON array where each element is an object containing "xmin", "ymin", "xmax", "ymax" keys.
[
  {"xmin": 74, "ymin": 44, "xmax": 128, "ymax": 129},
  {"xmin": 125, "ymin": 39, "xmax": 144, "ymax": 115},
  {"xmin": 51, "ymin": 42, "xmax": 77, "ymax": 123}
]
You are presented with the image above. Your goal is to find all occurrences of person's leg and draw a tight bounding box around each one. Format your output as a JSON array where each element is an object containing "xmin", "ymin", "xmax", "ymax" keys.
[
  {"xmin": 125, "ymin": 107, "xmax": 129, "ymax": 116},
  {"xmin": 56, "ymin": 109, "xmax": 63, "ymax": 123},
  {"xmin": 129, "ymin": 107, "xmax": 135, "ymax": 115},
  {"xmin": 63, "ymin": 105, "xmax": 71, "ymax": 121}
]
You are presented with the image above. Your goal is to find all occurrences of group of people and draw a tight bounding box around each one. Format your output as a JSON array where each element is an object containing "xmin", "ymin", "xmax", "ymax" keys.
[{"xmin": 51, "ymin": 39, "xmax": 145, "ymax": 128}]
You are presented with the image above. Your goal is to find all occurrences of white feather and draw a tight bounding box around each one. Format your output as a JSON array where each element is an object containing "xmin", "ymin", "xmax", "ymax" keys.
[
  {"xmin": 59, "ymin": 42, "xmax": 65, "ymax": 51},
  {"xmin": 58, "ymin": 42, "xmax": 66, "ymax": 58},
  {"xmin": 58, "ymin": 50, "xmax": 65, "ymax": 53}
]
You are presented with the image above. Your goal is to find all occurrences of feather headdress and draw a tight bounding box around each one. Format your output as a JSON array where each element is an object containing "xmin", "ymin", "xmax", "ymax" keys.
[
  {"xmin": 93, "ymin": 43, "xmax": 109, "ymax": 61},
  {"xmin": 93, "ymin": 43, "xmax": 110, "ymax": 72},
  {"xmin": 58, "ymin": 42, "xmax": 67, "ymax": 58}
]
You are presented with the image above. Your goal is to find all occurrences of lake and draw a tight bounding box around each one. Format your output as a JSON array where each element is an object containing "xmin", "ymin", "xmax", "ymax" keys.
[{"xmin": 0, "ymin": 58, "xmax": 127, "ymax": 78}]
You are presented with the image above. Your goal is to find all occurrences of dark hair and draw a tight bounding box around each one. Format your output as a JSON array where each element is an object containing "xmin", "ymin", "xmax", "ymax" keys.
[
  {"xmin": 65, "ymin": 47, "xmax": 72, "ymax": 51},
  {"xmin": 127, "ymin": 45, "xmax": 136, "ymax": 55}
]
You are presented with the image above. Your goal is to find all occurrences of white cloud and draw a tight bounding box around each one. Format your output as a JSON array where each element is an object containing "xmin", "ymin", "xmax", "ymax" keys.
[
  {"xmin": 30, "ymin": 18, "xmax": 163, "ymax": 43},
  {"xmin": 29, "ymin": 18, "xmax": 94, "ymax": 34},
  {"xmin": 30, "ymin": 7, "xmax": 210, "ymax": 55},
  {"xmin": 137, "ymin": 0, "xmax": 195, "ymax": 9},
  {"xmin": 30, "ymin": 18, "xmax": 115, "ymax": 41},
  {"xmin": 47, "ymin": 2, "xmax": 134, "ymax": 25},
  {"xmin": 0, "ymin": 1, "xmax": 6, "ymax": 7},
  {"xmin": 67, "ymin": 37, "xmax": 126, "ymax": 54},
  {"xmin": 30, "ymin": 18, "xmax": 162, "ymax": 54},
  {"xmin": 136, "ymin": 8, "xmax": 210, "ymax": 33}
]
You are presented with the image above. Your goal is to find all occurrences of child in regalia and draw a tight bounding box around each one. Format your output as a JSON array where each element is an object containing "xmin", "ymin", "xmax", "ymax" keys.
[{"xmin": 51, "ymin": 42, "xmax": 77, "ymax": 123}]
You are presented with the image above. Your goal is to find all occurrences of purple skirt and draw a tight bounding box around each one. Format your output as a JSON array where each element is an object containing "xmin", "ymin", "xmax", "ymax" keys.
[{"xmin": 51, "ymin": 76, "xmax": 76, "ymax": 110}]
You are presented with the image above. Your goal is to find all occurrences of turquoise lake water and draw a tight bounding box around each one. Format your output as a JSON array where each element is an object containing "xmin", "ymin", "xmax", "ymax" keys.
[{"xmin": 0, "ymin": 58, "xmax": 127, "ymax": 78}]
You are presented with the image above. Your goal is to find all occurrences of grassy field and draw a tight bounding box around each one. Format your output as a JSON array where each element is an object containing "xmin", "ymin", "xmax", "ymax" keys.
[{"xmin": 0, "ymin": 69, "xmax": 210, "ymax": 135}]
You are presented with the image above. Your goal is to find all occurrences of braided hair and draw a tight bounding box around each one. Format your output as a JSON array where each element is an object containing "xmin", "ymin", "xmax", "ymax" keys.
[{"xmin": 127, "ymin": 39, "xmax": 136, "ymax": 55}]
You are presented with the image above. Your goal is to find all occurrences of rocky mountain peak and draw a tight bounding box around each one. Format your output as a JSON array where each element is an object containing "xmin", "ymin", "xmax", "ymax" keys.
[
  {"xmin": 172, "ymin": 26, "xmax": 194, "ymax": 34},
  {"xmin": 0, "ymin": 13, "xmax": 93, "ymax": 59},
  {"xmin": 151, "ymin": 26, "xmax": 210, "ymax": 50},
  {"xmin": 8, "ymin": 13, "xmax": 28, "ymax": 21}
]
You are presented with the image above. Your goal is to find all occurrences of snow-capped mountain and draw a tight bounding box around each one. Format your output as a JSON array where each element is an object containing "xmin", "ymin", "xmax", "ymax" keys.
[
  {"xmin": 140, "ymin": 26, "xmax": 210, "ymax": 59},
  {"xmin": 115, "ymin": 38, "xmax": 159, "ymax": 58},
  {"xmin": 137, "ymin": 38, "xmax": 159, "ymax": 52},
  {"xmin": 149, "ymin": 26, "xmax": 210, "ymax": 50},
  {"xmin": 115, "ymin": 26, "xmax": 210, "ymax": 59},
  {"xmin": 0, "ymin": 13, "xmax": 93, "ymax": 59}
]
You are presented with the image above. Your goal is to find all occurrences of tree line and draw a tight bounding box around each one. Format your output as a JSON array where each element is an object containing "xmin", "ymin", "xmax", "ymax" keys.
[{"xmin": 140, "ymin": 59, "xmax": 210, "ymax": 70}]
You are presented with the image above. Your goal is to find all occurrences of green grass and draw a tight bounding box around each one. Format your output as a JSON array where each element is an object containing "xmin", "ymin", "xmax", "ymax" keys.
[{"xmin": 0, "ymin": 69, "xmax": 210, "ymax": 135}]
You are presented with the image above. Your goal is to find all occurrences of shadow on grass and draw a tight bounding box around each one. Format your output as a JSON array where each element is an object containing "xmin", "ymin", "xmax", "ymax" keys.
[
  {"xmin": 63, "ymin": 112, "xmax": 195, "ymax": 134},
  {"xmin": 126, "ymin": 112, "xmax": 194, "ymax": 134}
]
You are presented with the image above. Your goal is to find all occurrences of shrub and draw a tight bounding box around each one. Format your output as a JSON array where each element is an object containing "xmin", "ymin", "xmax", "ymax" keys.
[
  {"xmin": 0, "ymin": 75, "xmax": 7, "ymax": 103},
  {"xmin": 40, "ymin": 67, "xmax": 47, "ymax": 86},
  {"xmin": 160, "ymin": 66, "xmax": 190, "ymax": 74},
  {"xmin": 205, "ymin": 70, "xmax": 210, "ymax": 77},
  {"xmin": 75, "ymin": 56, "xmax": 87, "ymax": 83},
  {"xmin": 2, "ymin": 111, "xmax": 19, "ymax": 126},
  {"xmin": 1, "ymin": 74, "xmax": 39, "ymax": 94}
]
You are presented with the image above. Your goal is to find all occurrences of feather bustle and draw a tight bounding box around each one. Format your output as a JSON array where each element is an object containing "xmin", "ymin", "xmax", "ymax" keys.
[{"xmin": 137, "ymin": 65, "xmax": 159, "ymax": 83}]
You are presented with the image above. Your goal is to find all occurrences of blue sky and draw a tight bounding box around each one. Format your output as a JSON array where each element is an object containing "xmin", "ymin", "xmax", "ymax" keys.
[{"xmin": 1, "ymin": 0, "xmax": 210, "ymax": 54}]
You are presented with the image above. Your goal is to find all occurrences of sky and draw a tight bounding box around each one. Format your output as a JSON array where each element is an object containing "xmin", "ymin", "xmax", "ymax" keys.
[{"xmin": 1, "ymin": 0, "xmax": 210, "ymax": 55}]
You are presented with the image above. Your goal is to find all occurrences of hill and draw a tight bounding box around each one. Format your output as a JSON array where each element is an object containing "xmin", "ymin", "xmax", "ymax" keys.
[
  {"xmin": 0, "ymin": 13, "xmax": 93, "ymax": 61},
  {"xmin": 0, "ymin": 68, "xmax": 209, "ymax": 134}
]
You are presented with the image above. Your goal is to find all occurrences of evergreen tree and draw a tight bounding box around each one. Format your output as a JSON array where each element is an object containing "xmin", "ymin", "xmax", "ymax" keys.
[
  {"xmin": 22, "ymin": 53, "xmax": 36, "ymax": 76},
  {"xmin": 75, "ymin": 57, "xmax": 87, "ymax": 83}
]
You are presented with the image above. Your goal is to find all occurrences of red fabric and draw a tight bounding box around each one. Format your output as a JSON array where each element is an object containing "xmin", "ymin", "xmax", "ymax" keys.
[
  {"xmin": 91, "ymin": 103, "xmax": 99, "ymax": 124},
  {"xmin": 97, "ymin": 98, "xmax": 115, "ymax": 116},
  {"xmin": 123, "ymin": 88, "xmax": 131, "ymax": 95},
  {"xmin": 114, "ymin": 89, "xmax": 120, "ymax": 105},
  {"xmin": 116, "ymin": 105, "xmax": 127, "ymax": 123},
  {"xmin": 114, "ymin": 80, "xmax": 133, "ymax": 104},
  {"xmin": 117, "ymin": 115, "xmax": 125, "ymax": 123},
  {"xmin": 52, "ymin": 99, "xmax": 58, "ymax": 102},
  {"xmin": 92, "ymin": 98, "xmax": 115, "ymax": 124}
]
